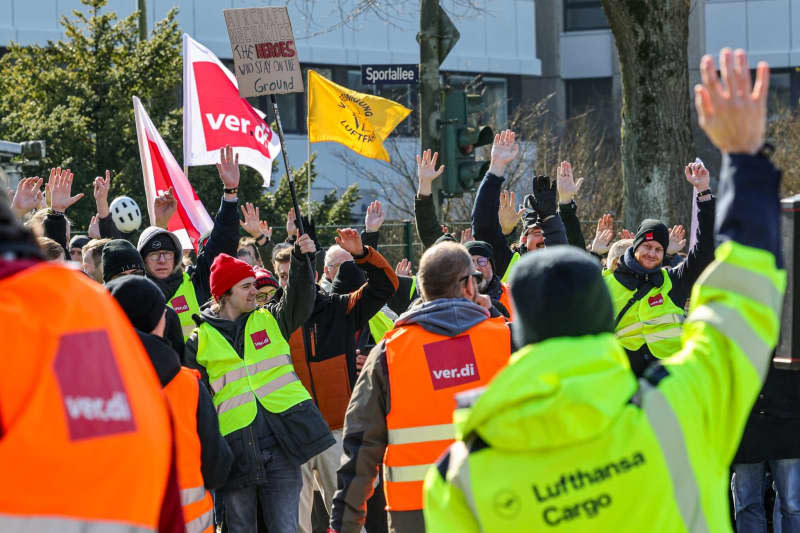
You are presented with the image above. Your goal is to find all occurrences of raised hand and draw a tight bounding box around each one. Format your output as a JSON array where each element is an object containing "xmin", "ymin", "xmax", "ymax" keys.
[
  {"xmin": 460, "ymin": 227, "xmax": 473, "ymax": 244},
  {"xmin": 11, "ymin": 176, "xmax": 44, "ymax": 217},
  {"xmin": 416, "ymin": 149, "xmax": 445, "ymax": 196},
  {"xmin": 498, "ymin": 190, "xmax": 525, "ymax": 235},
  {"xmin": 364, "ymin": 200, "xmax": 386, "ymax": 232},
  {"xmin": 590, "ymin": 214, "xmax": 615, "ymax": 255},
  {"xmin": 355, "ymin": 349, "xmax": 367, "ymax": 374},
  {"xmin": 667, "ymin": 225, "xmax": 687, "ymax": 255},
  {"xmin": 94, "ymin": 170, "xmax": 111, "ymax": 217},
  {"xmin": 88, "ymin": 214, "xmax": 101, "ymax": 239},
  {"xmin": 240, "ymin": 202, "xmax": 264, "ymax": 238},
  {"xmin": 295, "ymin": 231, "xmax": 316, "ymax": 255},
  {"xmin": 335, "ymin": 228, "xmax": 365, "ymax": 257},
  {"xmin": 684, "ymin": 161, "xmax": 711, "ymax": 191},
  {"xmin": 286, "ymin": 208, "xmax": 298, "ymax": 236},
  {"xmin": 557, "ymin": 161, "xmax": 584, "ymax": 204},
  {"xmin": 47, "ymin": 167, "xmax": 83, "ymax": 212},
  {"xmin": 695, "ymin": 48, "xmax": 768, "ymax": 155},
  {"xmin": 259, "ymin": 219, "xmax": 273, "ymax": 240},
  {"xmin": 154, "ymin": 187, "xmax": 177, "ymax": 229},
  {"xmin": 488, "ymin": 129, "xmax": 519, "ymax": 177},
  {"xmin": 618, "ymin": 228, "xmax": 634, "ymax": 240},
  {"xmin": 395, "ymin": 258, "xmax": 412, "ymax": 277},
  {"xmin": 216, "ymin": 145, "xmax": 240, "ymax": 190}
]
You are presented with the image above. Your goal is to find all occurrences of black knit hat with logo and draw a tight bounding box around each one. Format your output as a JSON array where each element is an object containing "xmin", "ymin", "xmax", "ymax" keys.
[
  {"xmin": 102, "ymin": 239, "xmax": 145, "ymax": 283},
  {"xmin": 632, "ymin": 219, "xmax": 669, "ymax": 254}
]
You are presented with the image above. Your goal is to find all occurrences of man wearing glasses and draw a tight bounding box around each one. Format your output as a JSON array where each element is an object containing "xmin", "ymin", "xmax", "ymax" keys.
[
  {"xmin": 329, "ymin": 241, "xmax": 512, "ymax": 533},
  {"xmin": 464, "ymin": 240, "xmax": 514, "ymax": 320}
]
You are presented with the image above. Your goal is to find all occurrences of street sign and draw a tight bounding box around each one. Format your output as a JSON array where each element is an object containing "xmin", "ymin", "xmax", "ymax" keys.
[{"xmin": 361, "ymin": 64, "xmax": 419, "ymax": 85}]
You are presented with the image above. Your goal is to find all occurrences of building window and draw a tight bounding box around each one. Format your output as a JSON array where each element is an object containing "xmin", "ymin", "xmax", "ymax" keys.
[
  {"xmin": 564, "ymin": 1, "xmax": 609, "ymax": 32},
  {"xmin": 565, "ymin": 77, "xmax": 613, "ymax": 124}
]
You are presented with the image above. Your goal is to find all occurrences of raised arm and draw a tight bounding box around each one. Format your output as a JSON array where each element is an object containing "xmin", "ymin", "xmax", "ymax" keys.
[
  {"xmin": 472, "ymin": 130, "xmax": 519, "ymax": 276},
  {"xmin": 192, "ymin": 146, "xmax": 241, "ymax": 299},
  {"xmin": 664, "ymin": 48, "xmax": 785, "ymax": 467},
  {"xmin": 556, "ymin": 161, "xmax": 586, "ymax": 249},
  {"xmin": 94, "ymin": 170, "xmax": 125, "ymax": 239},
  {"xmin": 268, "ymin": 233, "xmax": 317, "ymax": 339},
  {"xmin": 415, "ymin": 150, "xmax": 446, "ymax": 249},
  {"xmin": 666, "ymin": 160, "xmax": 716, "ymax": 307}
]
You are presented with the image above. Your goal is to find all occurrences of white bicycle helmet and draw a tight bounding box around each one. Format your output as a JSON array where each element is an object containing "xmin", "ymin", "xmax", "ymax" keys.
[{"xmin": 110, "ymin": 196, "xmax": 142, "ymax": 233}]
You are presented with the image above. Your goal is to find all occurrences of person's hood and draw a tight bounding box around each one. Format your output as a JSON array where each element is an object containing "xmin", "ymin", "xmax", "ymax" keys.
[
  {"xmin": 454, "ymin": 333, "xmax": 635, "ymax": 450},
  {"xmin": 137, "ymin": 226, "xmax": 183, "ymax": 269},
  {"xmin": 394, "ymin": 298, "xmax": 490, "ymax": 337}
]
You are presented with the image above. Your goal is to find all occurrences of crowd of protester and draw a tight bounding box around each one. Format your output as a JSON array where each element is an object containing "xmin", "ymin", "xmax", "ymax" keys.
[{"xmin": 1, "ymin": 47, "xmax": 795, "ymax": 533}]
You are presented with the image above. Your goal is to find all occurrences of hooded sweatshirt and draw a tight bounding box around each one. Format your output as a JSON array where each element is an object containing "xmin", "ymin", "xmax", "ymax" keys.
[{"xmin": 329, "ymin": 298, "xmax": 509, "ymax": 533}]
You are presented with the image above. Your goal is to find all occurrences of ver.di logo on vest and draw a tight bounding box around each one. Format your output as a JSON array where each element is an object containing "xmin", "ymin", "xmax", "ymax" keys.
[
  {"xmin": 648, "ymin": 294, "xmax": 664, "ymax": 307},
  {"xmin": 251, "ymin": 330, "xmax": 271, "ymax": 350},
  {"xmin": 171, "ymin": 295, "xmax": 190, "ymax": 313},
  {"xmin": 423, "ymin": 335, "xmax": 481, "ymax": 390}
]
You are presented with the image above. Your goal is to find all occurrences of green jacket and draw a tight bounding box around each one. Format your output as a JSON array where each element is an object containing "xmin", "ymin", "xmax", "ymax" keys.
[{"xmin": 424, "ymin": 236, "xmax": 786, "ymax": 531}]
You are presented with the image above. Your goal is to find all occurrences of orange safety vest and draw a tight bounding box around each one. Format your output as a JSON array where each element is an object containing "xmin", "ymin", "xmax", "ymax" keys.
[
  {"xmin": 498, "ymin": 282, "xmax": 514, "ymax": 320},
  {"xmin": 164, "ymin": 367, "xmax": 215, "ymax": 533},
  {"xmin": 383, "ymin": 316, "xmax": 511, "ymax": 511},
  {"xmin": 0, "ymin": 262, "xmax": 175, "ymax": 531}
]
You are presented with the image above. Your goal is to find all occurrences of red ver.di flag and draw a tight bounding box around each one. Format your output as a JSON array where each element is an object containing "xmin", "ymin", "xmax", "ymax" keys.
[
  {"xmin": 183, "ymin": 33, "xmax": 281, "ymax": 187},
  {"xmin": 133, "ymin": 96, "xmax": 213, "ymax": 251}
]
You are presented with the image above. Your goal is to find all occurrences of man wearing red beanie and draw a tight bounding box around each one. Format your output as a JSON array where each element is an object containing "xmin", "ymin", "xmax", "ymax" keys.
[{"xmin": 185, "ymin": 232, "xmax": 334, "ymax": 533}]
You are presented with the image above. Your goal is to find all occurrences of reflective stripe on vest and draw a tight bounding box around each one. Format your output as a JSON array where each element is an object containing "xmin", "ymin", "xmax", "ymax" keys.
[
  {"xmin": 369, "ymin": 311, "xmax": 395, "ymax": 344},
  {"xmin": 383, "ymin": 317, "xmax": 511, "ymax": 511},
  {"xmin": 639, "ymin": 380, "xmax": 711, "ymax": 532},
  {"xmin": 606, "ymin": 271, "xmax": 686, "ymax": 359},
  {"xmin": 186, "ymin": 508, "xmax": 214, "ymax": 533},
  {"xmin": 501, "ymin": 252, "xmax": 520, "ymax": 284},
  {"xmin": 168, "ymin": 272, "xmax": 201, "ymax": 340},
  {"xmin": 0, "ymin": 515, "xmax": 155, "ymax": 532},
  {"xmin": 195, "ymin": 310, "xmax": 311, "ymax": 436}
]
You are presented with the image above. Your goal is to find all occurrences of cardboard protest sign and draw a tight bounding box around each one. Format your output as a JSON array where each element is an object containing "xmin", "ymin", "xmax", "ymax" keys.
[{"xmin": 223, "ymin": 7, "xmax": 304, "ymax": 97}]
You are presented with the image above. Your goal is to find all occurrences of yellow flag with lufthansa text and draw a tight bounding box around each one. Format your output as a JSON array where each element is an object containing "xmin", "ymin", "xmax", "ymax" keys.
[{"xmin": 307, "ymin": 70, "xmax": 411, "ymax": 162}]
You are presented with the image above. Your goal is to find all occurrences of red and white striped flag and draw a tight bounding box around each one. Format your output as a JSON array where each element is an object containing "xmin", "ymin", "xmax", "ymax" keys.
[
  {"xmin": 183, "ymin": 33, "xmax": 281, "ymax": 187},
  {"xmin": 133, "ymin": 95, "xmax": 213, "ymax": 251}
]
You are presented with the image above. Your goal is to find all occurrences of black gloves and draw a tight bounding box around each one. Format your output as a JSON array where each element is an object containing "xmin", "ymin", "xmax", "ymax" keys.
[{"xmin": 530, "ymin": 175, "xmax": 558, "ymax": 220}]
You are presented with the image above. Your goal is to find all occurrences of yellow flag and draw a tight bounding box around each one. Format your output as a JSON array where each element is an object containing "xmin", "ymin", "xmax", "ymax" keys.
[{"xmin": 307, "ymin": 70, "xmax": 411, "ymax": 162}]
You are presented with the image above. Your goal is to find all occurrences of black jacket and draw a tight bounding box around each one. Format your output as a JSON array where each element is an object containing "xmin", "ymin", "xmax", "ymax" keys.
[
  {"xmin": 185, "ymin": 247, "xmax": 334, "ymax": 490},
  {"xmin": 735, "ymin": 362, "xmax": 800, "ymax": 463},
  {"xmin": 472, "ymin": 172, "xmax": 568, "ymax": 279},
  {"xmin": 137, "ymin": 331, "xmax": 233, "ymax": 489}
]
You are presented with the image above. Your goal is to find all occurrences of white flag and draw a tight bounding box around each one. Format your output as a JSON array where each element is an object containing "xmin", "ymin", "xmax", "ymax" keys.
[
  {"xmin": 133, "ymin": 96, "xmax": 213, "ymax": 251},
  {"xmin": 183, "ymin": 33, "xmax": 281, "ymax": 187}
]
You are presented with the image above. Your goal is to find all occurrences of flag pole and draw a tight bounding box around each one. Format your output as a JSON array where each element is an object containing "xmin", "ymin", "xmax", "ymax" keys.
[
  {"xmin": 307, "ymin": 138, "xmax": 311, "ymax": 218},
  {"xmin": 270, "ymin": 94, "xmax": 312, "ymax": 266}
]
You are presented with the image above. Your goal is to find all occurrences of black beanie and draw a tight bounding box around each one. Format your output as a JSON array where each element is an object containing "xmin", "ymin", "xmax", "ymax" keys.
[
  {"xmin": 332, "ymin": 261, "xmax": 367, "ymax": 295},
  {"xmin": 102, "ymin": 239, "xmax": 145, "ymax": 282},
  {"xmin": 633, "ymin": 219, "xmax": 669, "ymax": 254},
  {"xmin": 69, "ymin": 235, "xmax": 90, "ymax": 250},
  {"xmin": 509, "ymin": 246, "xmax": 614, "ymax": 347},
  {"xmin": 463, "ymin": 240, "xmax": 496, "ymax": 274},
  {"xmin": 107, "ymin": 275, "xmax": 167, "ymax": 333},
  {"xmin": 434, "ymin": 233, "xmax": 457, "ymax": 245},
  {"xmin": 140, "ymin": 233, "xmax": 178, "ymax": 257}
]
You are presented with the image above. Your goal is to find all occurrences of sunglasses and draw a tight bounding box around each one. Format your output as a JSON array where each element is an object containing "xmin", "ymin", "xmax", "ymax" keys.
[{"xmin": 459, "ymin": 271, "xmax": 483, "ymax": 286}]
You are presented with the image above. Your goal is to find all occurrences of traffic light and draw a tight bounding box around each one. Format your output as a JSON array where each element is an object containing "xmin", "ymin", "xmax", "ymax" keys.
[{"xmin": 438, "ymin": 89, "xmax": 493, "ymax": 199}]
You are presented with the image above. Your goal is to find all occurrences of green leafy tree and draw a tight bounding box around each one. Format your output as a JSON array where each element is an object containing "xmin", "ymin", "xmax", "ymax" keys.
[{"xmin": 0, "ymin": 0, "xmax": 182, "ymax": 226}]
